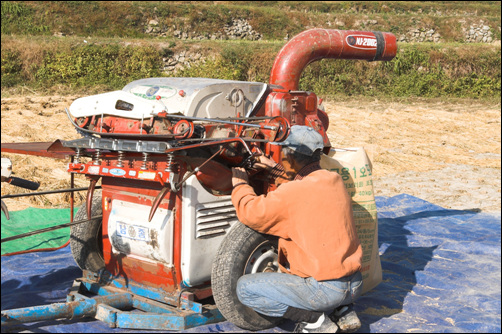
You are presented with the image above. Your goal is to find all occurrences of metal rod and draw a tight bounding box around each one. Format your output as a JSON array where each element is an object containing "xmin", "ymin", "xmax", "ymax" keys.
[
  {"xmin": 100, "ymin": 112, "xmax": 104, "ymax": 133},
  {"xmin": 86, "ymin": 177, "xmax": 100, "ymax": 220},
  {"xmin": 214, "ymin": 116, "xmax": 276, "ymax": 121},
  {"xmin": 1, "ymin": 215, "xmax": 103, "ymax": 243},
  {"xmin": 1, "ymin": 293, "xmax": 132, "ymax": 325},
  {"xmin": 167, "ymin": 137, "xmax": 255, "ymax": 156},
  {"xmin": 164, "ymin": 114, "xmax": 277, "ymax": 130},
  {"xmin": 70, "ymin": 156, "xmax": 75, "ymax": 222},
  {"xmin": 1, "ymin": 186, "xmax": 102, "ymax": 199},
  {"xmin": 1, "ymin": 199, "xmax": 9, "ymax": 220},
  {"xmin": 175, "ymin": 147, "xmax": 224, "ymax": 189},
  {"xmin": 176, "ymin": 137, "xmax": 272, "ymax": 143}
]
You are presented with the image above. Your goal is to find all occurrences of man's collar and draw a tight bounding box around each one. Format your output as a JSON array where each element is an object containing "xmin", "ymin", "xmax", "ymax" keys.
[{"xmin": 294, "ymin": 162, "xmax": 321, "ymax": 181}]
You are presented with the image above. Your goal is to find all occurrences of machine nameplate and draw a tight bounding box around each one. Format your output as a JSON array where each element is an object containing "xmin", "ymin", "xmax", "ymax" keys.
[{"xmin": 116, "ymin": 221, "xmax": 150, "ymax": 242}]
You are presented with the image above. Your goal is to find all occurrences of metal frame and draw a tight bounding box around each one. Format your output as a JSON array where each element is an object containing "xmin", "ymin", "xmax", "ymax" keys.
[{"xmin": 1, "ymin": 270, "xmax": 223, "ymax": 330}]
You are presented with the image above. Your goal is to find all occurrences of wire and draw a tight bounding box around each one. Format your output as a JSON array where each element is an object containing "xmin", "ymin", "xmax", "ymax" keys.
[{"xmin": 1, "ymin": 215, "xmax": 103, "ymax": 243}]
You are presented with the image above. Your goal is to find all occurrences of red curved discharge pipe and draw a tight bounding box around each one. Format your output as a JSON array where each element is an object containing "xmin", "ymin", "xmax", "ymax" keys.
[{"xmin": 269, "ymin": 29, "xmax": 397, "ymax": 91}]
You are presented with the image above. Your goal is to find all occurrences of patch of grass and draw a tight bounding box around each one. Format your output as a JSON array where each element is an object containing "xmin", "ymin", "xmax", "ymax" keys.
[
  {"xmin": 1, "ymin": 1, "xmax": 50, "ymax": 35},
  {"xmin": 1, "ymin": 49, "xmax": 22, "ymax": 87},
  {"xmin": 34, "ymin": 43, "xmax": 164, "ymax": 90},
  {"xmin": 172, "ymin": 40, "xmax": 280, "ymax": 82},
  {"xmin": 299, "ymin": 43, "xmax": 500, "ymax": 98}
]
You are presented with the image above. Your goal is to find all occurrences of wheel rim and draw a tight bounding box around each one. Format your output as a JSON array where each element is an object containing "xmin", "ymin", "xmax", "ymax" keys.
[{"xmin": 244, "ymin": 240, "xmax": 279, "ymax": 275}]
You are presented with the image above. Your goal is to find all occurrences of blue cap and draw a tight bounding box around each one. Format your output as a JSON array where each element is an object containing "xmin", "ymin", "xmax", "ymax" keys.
[{"xmin": 274, "ymin": 125, "xmax": 324, "ymax": 156}]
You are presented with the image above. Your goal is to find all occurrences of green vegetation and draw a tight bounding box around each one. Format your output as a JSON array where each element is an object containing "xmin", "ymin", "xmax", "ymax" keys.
[
  {"xmin": 300, "ymin": 43, "xmax": 501, "ymax": 98},
  {"xmin": 35, "ymin": 44, "xmax": 162, "ymax": 89},
  {"xmin": 1, "ymin": 1, "xmax": 501, "ymax": 99}
]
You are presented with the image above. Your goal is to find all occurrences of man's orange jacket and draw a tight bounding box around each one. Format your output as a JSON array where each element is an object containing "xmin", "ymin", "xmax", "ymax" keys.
[{"xmin": 232, "ymin": 169, "xmax": 362, "ymax": 281}]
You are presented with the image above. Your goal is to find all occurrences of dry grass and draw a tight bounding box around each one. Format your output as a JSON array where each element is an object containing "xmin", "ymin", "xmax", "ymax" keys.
[
  {"xmin": 1, "ymin": 95, "xmax": 88, "ymax": 210},
  {"xmin": 322, "ymin": 97, "xmax": 501, "ymax": 176}
]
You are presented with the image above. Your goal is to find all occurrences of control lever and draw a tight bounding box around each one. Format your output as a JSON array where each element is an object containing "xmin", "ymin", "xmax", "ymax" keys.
[
  {"xmin": 2, "ymin": 176, "xmax": 40, "ymax": 191},
  {"xmin": 1, "ymin": 158, "xmax": 41, "ymax": 220}
]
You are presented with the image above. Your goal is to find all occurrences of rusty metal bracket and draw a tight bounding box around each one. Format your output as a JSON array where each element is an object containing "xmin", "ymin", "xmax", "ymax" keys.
[
  {"xmin": 86, "ymin": 176, "xmax": 101, "ymax": 220},
  {"xmin": 1, "ymin": 200, "xmax": 9, "ymax": 220},
  {"xmin": 148, "ymin": 186, "xmax": 170, "ymax": 223}
]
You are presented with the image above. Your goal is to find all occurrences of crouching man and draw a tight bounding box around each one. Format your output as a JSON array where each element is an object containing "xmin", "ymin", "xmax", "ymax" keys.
[{"xmin": 231, "ymin": 125, "xmax": 363, "ymax": 333}]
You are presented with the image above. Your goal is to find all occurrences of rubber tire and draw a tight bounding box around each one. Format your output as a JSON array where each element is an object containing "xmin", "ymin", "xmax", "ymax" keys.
[
  {"xmin": 211, "ymin": 222, "xmax": 282, "ymax": 331},
  {"xmin": 70, "ymin": 193, "xmax": 105, "ymax": 272}
]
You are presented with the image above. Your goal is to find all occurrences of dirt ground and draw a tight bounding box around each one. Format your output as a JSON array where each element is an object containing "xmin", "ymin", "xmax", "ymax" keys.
[{"xmin": 1, "ymin": 94, "xmax": 501, "ymax": 214}]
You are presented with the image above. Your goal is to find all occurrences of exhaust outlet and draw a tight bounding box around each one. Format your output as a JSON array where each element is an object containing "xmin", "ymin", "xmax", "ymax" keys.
[{"xmin": 269, "ymin": 29, "xmax": 397, "ymax": 91}]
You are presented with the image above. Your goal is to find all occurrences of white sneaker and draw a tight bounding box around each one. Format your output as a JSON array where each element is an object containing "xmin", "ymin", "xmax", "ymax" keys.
[{"xmin": 294, "ymin": 313, "xmax": 339, "ymax": 333}]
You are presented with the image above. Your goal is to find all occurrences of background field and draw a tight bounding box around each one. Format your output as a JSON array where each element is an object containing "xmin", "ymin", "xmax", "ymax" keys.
[{"xmin": 1, "ymin": 1, "xmax": 500, "ymax": 98}]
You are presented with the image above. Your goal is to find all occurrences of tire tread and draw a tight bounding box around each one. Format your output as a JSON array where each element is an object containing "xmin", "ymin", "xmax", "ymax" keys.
[{"xmin": 211, "ymin": 222, "xmax": 281, "ymax": 330}]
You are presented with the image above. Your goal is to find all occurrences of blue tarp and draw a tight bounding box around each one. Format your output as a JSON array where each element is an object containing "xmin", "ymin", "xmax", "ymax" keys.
[{"xmin": 1, "ymin": 194, "xmax": 501, "ymax": 333}]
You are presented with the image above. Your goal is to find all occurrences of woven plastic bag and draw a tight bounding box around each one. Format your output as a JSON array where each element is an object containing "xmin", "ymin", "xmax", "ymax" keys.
[{"xmin": 321, "ymin": 147, "xmax": 382, "ymax": 294}]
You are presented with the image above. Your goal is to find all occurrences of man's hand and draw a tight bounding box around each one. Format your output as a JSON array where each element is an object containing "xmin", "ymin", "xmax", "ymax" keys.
[
  {"xmin": 232, "ymin": 167, "xmax": 249, "ymax": 187},
  {"xmin": 252, "ymin": 155, "xmax": 277, "ymax": 172}
]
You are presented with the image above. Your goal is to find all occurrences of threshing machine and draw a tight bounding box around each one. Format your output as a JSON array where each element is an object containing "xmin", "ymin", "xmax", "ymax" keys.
[{"xmin": 1, "ymin": 29, "xmax": 396, "ymax": 331}]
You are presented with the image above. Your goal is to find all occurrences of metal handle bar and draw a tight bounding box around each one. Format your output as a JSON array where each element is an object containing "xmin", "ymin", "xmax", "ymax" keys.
[{"xmin": 1, "ymin": 186, "xmax": 102, "ymax": 199}]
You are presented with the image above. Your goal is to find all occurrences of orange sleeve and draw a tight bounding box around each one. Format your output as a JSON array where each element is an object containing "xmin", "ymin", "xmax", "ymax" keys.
[{"xmin": 231, "ymin": 184, "xmax": 290, "ymax": 239}]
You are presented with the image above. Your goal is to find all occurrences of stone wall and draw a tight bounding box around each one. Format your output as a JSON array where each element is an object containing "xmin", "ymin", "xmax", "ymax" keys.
[
  {"xmin": 462, "ymin": 22, "xmax": 495, "ymax": 43},
  {"xmin": 153, "ymin": 16, "xmax": 499, "ymax": 73},
  {"xmin": 397, "ymin": 21, "xmax": 496, "ymax": 44},
  {"xmin": 399, "ymin": 28, "xmax": 442, "ymax": 43},
  {"xmin": 223, "ymin": 18, "xmax": 262, "ymax": 41},
  {"xmin": 147, "ymin": 18, "xmax": 262, "ymax": 41},
  {"xmin": 162, "ymin": 50, "xmax": 205, "ymax": 73},
  {"xmin": 148, "ymin": 17, "xmax": 498, "ymax": 45}
]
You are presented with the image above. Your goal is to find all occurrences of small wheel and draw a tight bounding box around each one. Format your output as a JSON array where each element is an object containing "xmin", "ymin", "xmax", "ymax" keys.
[
  {"xmin": 74, "ymin": 117, "xmax": 90, "ymax": 128},
  {"xmin": 173, "ymin": 120, "xmax": 194, "ymax": 139},
  {"xmin": 70, "ymin": 193, "xmax": 105, "ymax": 272},
  {"xmin": 211, "ymin": 222, "xmax": 282, "ymax": 330},
  {"xmin": 269, "ymin": 116, "xmax": 290, "ymax": 142}
]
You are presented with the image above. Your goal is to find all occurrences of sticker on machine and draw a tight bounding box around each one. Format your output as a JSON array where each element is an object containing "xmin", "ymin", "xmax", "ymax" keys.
[
  {"xmin": 138, "ymin": 171, "xmax": 156, "ymax": 180},
  {"xmin": 116, "ymin": 221, "xmax": 150, "ymax": 241},
  {"xmin": 110, "ymin": 168, "xmax": 126, "ymax": 176},
  {"xmin": 346, "ymin": 35, "xmax": 378, "ymax": 50},
  {"xmin": 87, "ymin": 166, "xmax": 100, "ymax": 174},
  {"xmin": 129, "ymin": 85, "xmax": 177, "ymax": 100}
]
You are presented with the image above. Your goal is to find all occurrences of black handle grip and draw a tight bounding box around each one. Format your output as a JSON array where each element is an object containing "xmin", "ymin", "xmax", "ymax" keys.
[{"xmin": 8, "ymin": 177, "xmax": 40, "ymax": 191}]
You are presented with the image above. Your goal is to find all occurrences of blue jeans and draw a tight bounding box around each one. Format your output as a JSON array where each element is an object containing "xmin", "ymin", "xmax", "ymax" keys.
[{"xmin": 236, "ymin": 271, "xmax": 363, "ymax": 318}]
